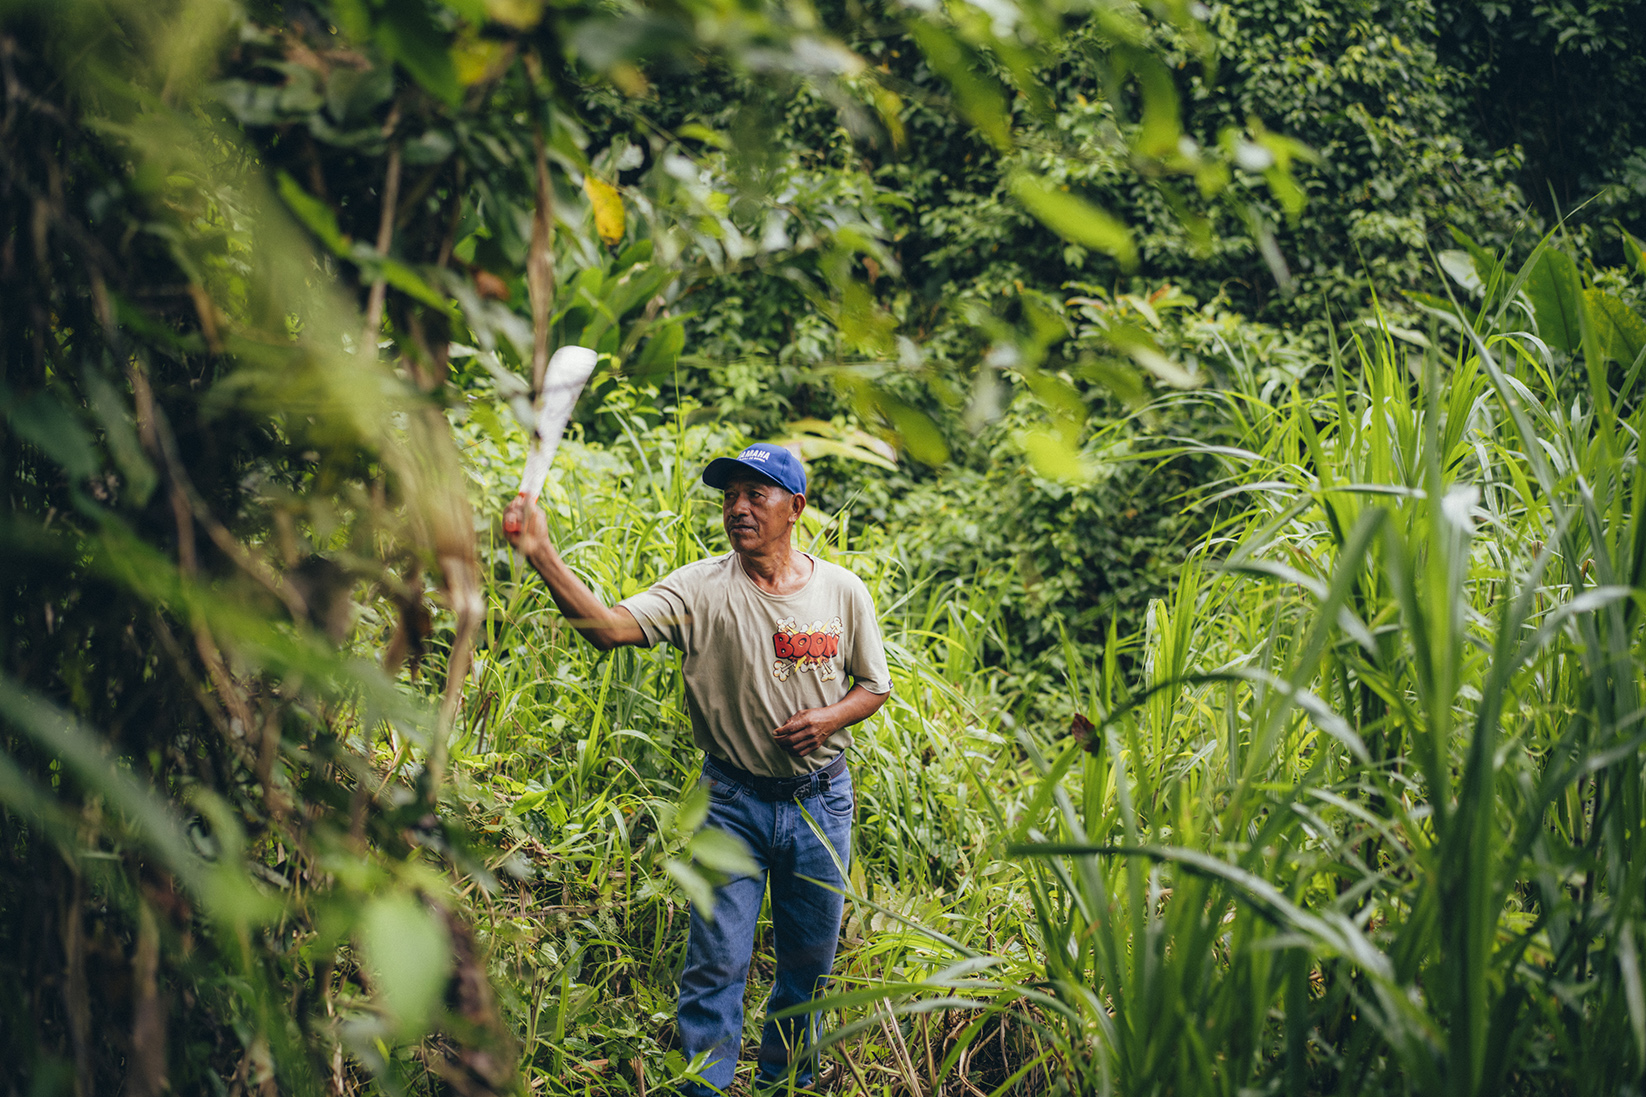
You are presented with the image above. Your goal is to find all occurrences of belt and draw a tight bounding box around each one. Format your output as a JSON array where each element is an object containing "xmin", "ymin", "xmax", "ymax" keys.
[{"xmin": 703, "ymin": 751, "xmax": 847, "ymax": 802}]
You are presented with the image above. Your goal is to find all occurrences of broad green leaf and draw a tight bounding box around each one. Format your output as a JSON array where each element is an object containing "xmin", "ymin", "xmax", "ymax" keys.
[
  {"xmin": 539, "ymin": 111, "xmax": 591, "ymax": 177},
  {"xmin": 403, "ymin": 128, "xmax": 455, "ymax": 165},
  {"xmin": 437, "ymin": 0, "xmax": 486, "ymax": 22},
  {"xmin": 324, "ymin": 65, "xmax": 394, "ymax": 128},
  {"xmin": 1021, "ymin": 429, "xmax": 1092, "ymax": 484},
  {"xmin": 453, "ymin": 35, "xmax": 508, "ymax": 86},
  {"xmin": 1022, "ymin": 369, "xmax": 1086, "ymax": 424},
  {"xmin": 1129, "ymin": 53, "xmax": 1181, "ymax": 159},
  {"xmin": 876, "ymin": 394, "xmax": 950, "ymax": 466},
  {"xmin": 1526, "ymin": 247, "xmax": 1584, "ymax": 353},
  {"xmin": 675, "ymin": 123, "xmax": 730, "ymax": 149},
  {"xmin": 688, "ymin": 827, "xmax": 759, "ymax": 877},
  {"xmin": 484, "ymin": 0, "xmax": 544, "ymax": 29},
  {"xmin": 787, "ymin": 433, "xmax": 898, "ymax": 472},
  {"xmin": 662, "ymin": 857, "xmax": 716, "ymax": 916},
  {"xmin": 783, "ymin": 419, "xmax": 897, "ymax": 471},
  {"xmin": 675, "ymin": 781, "xmax": 709, "ymax": 834},
  {"xmin": 601, "ymin": 263, "xmax": 673, "ymax": 321},
  {"xmin": 211, "ymin": 79, "xmax": 286, "ymax": 127},
  {"xmin": 909, "ymin": 22, "xmax": 1012, "ymax": 152},
  {"xmin": 188, "ymin": 791, "xmax": 285, "ymax": 925},
  {"xmin": 1449, "ymin": 226, "xmax": 1506, "ymax": 295},
  {"xmin": 836, "ymin": 281, "xmax": 897, "ymax": 356},
  {"xmin": 1081, "ymin": 357, "xmax": 1149, "ymax": 409},
  {"xmin": 268, "ymin": 61, "xmax": 324, "ymax": 114},
  {"xmin": 85, "ymin": 371, "xmax": 157, "ymax": 505},
  {"xmin": 1586, "ymin": 289, "xmax": 1646, "ymax": 365},
  {"xmin": 467, "ymin": 398, "xmax": 509, "ymax": 447},
  {"xmin": 867, "ymin": 83, "xmax": 906, "ymax": 149},
  {"xmin": 1195, "ymin": 157, "xmax": 1231, "ymax": 198},
  {"xmin": 277, "ymin": 172, "xmax": 349, "ymax": 255},
  {"xmin": 1439, "ymin": 250, "xmax": 1482, "ymax": 294},
  {"xmin": 358, "ymin": 894, "xmax": 452, "ymax": 1036},
  {"xmin": 1009, "ymin": 172, "xmax": 1137, "ymax": 269},
  {"xmin": 330, "ymin": 0, "xmax": 370, "ymax": 39},
  {"xmin": 1262, "ymin": 167, "xmax": 1307, "ymax": 218},
  {"xmin": 376, "ymin": 7, "xmax": 461, "ymax": 109},
  {"xmin": 371, "ymin": 255, "xmax": 454, "ymax": 313},
  {"xmin": 1623, "ymin": 227, "xmax": 1646, "ymax": 277},
  {"xmin": 615, "ymin": 238, "xmax": 654, "ymax": 271},
  {"xmin": 1249, "ymin": 128, "xmax": 1316, "ymax": 218},
  {"xmin": 1105, "ymin": 321, "xmax": 1198, "ymax": 387},
  {"xmin": 7, "ymin": 389, "xmax": 98, "ymax": 480},
  {"xmin": 633, "ymin": 321, "xmax": 685, "ymax": 375},
  {"xmin": 510, "ymin": 788, "xmax": 551, "ymax": 815}
]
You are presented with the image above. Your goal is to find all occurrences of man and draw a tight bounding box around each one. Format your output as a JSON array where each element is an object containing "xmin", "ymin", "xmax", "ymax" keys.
[{"xmin": 502, "ymin": 442, "xmax": 892, "ymax": 1094}]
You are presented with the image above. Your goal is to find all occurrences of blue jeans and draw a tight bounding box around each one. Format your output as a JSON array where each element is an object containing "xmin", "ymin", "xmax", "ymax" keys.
[{"xmin": 677, "ymin": 756, "xmax": 854, "ymax": 1095}]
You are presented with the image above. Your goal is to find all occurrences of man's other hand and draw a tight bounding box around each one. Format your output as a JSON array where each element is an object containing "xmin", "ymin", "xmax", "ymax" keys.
[
  {"xmin": 504, "ymin": 494, "xmax": 550, "ymax": 558},
  {"xmin": 773, "ymin": 708, "xmax": 835, "ymax": 757}
]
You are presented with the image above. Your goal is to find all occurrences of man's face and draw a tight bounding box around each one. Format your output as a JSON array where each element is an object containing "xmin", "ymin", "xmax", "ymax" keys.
[{"xmin": 721, "ymin": 475, "xmax": 803, "ymax": 554}]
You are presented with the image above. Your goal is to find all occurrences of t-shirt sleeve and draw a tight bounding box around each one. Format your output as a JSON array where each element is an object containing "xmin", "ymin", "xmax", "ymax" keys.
[
  {"xmin": 616, "ymin": 564, "xmax": 696, "ymax": 650},
  {"xmin": 845, "ymin": 576, "xmax": 893, "ymax": 695}
]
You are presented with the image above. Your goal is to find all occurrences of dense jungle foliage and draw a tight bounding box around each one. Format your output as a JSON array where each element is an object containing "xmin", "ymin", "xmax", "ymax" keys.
[{"xmin": 5, "ymin": 0, "xmax": 1646, "ymax": 1094}]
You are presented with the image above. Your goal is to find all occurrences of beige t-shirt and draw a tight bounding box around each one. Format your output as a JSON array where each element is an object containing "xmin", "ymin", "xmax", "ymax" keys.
[{"xmin": 617, "ymin": 552, "xmax": 892, "ymax": 777}]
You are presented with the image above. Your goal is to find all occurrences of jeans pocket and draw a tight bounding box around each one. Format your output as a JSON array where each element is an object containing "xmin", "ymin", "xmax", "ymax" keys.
[
  {"xmin": 818, "ymin": 780, "xmax": 854, "ymax": 820},
  {"xmin": 703, "ymin": 774, "xmax": 742, "ymax": 805}
]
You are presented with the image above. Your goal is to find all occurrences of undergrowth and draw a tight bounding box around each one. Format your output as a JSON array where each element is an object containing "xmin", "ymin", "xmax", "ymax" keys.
[
  {"xmin": 424, "ymin": 231, "xmax": 1646, "ymax": 1097},
  {"xmin": 426, "ymin": 382, "xmax": 1050, "ymax": 1094}
]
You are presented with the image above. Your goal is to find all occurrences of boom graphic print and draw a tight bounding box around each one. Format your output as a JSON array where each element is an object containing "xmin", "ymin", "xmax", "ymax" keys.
[{"xmin": 771, "ymin": 616, "xmax": 843, "ymax": 682}]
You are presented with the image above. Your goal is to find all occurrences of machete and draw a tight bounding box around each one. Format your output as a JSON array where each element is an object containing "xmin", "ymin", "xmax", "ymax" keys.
[{"xmin": 504, "ymin": 345, "xmax": 598, "ymax": 534}]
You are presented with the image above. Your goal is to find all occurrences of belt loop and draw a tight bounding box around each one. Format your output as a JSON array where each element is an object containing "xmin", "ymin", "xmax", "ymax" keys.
[{"xmin": 819, "ymin": 771, "xmax": 832, "ymax": 795}]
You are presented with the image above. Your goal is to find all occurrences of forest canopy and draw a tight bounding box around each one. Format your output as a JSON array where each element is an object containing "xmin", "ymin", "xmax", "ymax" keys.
[{"xmin": 5, "ymin": 0, "xmax": 1646, "ymax": 1094}]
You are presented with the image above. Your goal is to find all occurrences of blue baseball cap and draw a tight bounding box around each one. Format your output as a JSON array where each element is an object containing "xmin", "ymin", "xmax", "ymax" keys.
[{"xmin": 702, "ymin": 443, "xmax": 807, "ymax": 496}]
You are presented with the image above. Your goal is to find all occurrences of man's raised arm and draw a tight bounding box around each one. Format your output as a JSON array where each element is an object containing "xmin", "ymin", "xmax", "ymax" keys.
[{"xmin": 503, "ymin": 496, "xmax": 645, "ymax": 651}]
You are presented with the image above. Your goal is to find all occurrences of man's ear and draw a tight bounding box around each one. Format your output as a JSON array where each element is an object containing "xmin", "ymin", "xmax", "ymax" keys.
[{"xmin": 791, "ymin": 492, "xmax": 806, "ymax": 522}]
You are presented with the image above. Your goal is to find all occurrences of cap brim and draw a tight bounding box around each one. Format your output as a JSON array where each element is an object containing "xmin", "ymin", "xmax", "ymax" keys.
[{"xmin": 702, "ymin": 457, "xmax": 786, "ymax": 491}]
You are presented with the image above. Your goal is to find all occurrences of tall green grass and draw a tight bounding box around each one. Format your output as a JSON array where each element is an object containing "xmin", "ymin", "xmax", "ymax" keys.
[
  {"xmin": 983, "ymin": 239, "xmax": 1646, "ymax": 1095},
  {"xmin": 431, "ymin": 236, "xmax": 1646, "ymax": 1096}
]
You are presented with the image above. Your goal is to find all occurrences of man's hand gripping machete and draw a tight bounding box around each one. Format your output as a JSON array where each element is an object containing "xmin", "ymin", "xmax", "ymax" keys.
[{"xmin": 503, "ymin": 345, "xmax": 598, "ymax": 535}]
